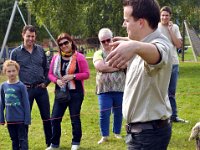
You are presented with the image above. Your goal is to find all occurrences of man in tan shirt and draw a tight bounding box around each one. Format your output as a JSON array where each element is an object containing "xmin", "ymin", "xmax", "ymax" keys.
[{"xmin": 106, "ymin": 0, "xmax": 172, "ymax": 149}]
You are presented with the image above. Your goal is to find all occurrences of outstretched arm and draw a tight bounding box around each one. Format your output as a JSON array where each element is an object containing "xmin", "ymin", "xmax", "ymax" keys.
[{"xmin": 106, "ymin": 40, "xmax": 160, "ymax": 68}]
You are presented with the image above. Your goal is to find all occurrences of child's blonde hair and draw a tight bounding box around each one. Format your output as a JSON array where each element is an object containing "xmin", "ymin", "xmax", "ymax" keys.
[{"xmin": 2, "ymin": 60, "xmax": 20, "ymax": 74}]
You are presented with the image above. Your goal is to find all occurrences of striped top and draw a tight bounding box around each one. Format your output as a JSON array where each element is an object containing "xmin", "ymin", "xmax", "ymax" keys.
[{"xmin": 93, "ymin": 50, "xmax": 126, "ymax": 94}]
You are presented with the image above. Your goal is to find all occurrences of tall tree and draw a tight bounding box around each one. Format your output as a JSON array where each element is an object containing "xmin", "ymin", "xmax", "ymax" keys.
[
  {"xmin": 20, "ymin": 0, "xmax": 86, "ymax": 36},
  {"xmin": 2, "ymin": 0, "xmax": 199, "ymax": 45},
  {"xmin": 84, "ymin": 0, "xmax": 125, "ymax": 37},
  {"xmin": 19, "ymin": 0, "xmax": 126, "ymax": 38}
]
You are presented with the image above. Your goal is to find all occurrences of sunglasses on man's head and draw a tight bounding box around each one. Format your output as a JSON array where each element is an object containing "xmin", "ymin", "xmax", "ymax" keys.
[
  {"xmin": 101, "ymin": 39, "xmax": 111, "ymax": 44},
  {"xmin": 58, "ymin": 41, "xmax": 69, "ymax": 47}
]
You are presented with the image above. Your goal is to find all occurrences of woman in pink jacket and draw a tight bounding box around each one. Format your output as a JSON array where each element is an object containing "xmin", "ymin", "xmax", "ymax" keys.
[{"xmin": 46, "ymin": 33, "xmax": 90, "ymax": 150}]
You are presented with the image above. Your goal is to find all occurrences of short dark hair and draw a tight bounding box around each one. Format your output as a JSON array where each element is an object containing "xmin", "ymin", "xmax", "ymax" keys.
[
  {"xmin": 160, "ymin": 6, "xmax": 172, "ymax": 15},
  {"xmin": 22, "ymin": 25, "xmax": 36, "ymax": 34},
  {"xmin": 123, "ymin": 0, "xmax": 160, "ymax": 29},
  {"xmin": 56, "ymin": 33, "xmax": 77, "ymax": 52}
]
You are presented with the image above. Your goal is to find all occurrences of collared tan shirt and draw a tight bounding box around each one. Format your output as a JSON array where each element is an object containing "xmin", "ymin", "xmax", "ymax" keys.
[{"xmin": 123, "ymin": 29, "xmax": 172, "ymax": 123}]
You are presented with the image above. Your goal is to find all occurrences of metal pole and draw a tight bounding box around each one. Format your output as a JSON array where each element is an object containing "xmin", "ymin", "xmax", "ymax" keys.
[
  {"xmin": 43, "ymin": 24, "xmax": 58, "ymax": 46},
  {"xmin": 26, "ymin": 1, "xmax": 31, "ymax": 25},
  {"xmin": 27, "ymin": 9, "xmax": 31, "ymax": 24},
  {"xmin": 182, "ymin": 20, "xmax": 185, "ymax": 62},
  {"xmin": 184, "ymin": 20, "xmax": 198, "ymax": 62},
  {"xmin": 17, "ymin": 4, "xmax": 27, "ymax": 25},
  {"xmin": 0, "ymin": 0, "xmax": 18, "ymax": 60}
]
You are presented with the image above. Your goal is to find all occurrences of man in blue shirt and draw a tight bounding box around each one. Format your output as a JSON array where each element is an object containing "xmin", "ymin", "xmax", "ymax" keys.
[{"xmin": 10, "ymin": 25, "xmax": 52, "ymax": 147}]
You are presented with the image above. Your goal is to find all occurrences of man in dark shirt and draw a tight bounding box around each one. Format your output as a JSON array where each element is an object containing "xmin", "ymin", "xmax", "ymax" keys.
[{"xmin": 10, "ymin": 25, "xmax": 52, "ymax": 147}]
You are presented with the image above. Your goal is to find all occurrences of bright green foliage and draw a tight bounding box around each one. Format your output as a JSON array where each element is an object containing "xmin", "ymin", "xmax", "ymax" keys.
[
  {"xmin": 19, "ymin": 0, "xmax": 126, "ymax": 38},
  {"xmin": 21, "ymin": 0, "xmax": 83, "ymax": 35},
  {"xmin": 84, "ymin": 0, "xmax": 125, "ymax": 37},
  {"xmin": 18, "ymin": 0, "xmax": 200, "ymax": 38}
]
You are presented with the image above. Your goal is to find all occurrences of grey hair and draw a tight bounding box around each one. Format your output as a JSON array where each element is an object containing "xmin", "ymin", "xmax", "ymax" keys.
[{"xmin": 98, "ymin": 28, "xmax": 113, "ymax": 41}]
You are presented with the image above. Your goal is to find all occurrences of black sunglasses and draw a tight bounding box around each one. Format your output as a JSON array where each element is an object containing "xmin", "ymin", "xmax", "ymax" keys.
[
  {"xmin": 58, "ymin": 41, "xmax": 69, "ymax": 47},
  {"xmin": 101, "ymin": 39, "xmax": 111, "ymax": 44}
]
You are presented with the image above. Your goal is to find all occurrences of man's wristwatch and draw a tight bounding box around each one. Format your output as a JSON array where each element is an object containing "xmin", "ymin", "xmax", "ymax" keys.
[{"xmin": 73, "ymin": 74, "xmax": 76, "ymax": 80}]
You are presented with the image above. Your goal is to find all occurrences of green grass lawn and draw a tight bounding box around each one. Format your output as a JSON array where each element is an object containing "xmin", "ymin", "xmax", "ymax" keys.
[{"xmin": 0, "ymin": 48, "xmax": 199, "ymax": 150}]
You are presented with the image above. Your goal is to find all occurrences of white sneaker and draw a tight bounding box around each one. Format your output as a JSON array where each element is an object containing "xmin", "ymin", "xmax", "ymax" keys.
[
  {"xmin": 71, "ymin": 145, "xmax": 80, "ymax": 150},
  {"xmin": 114, "ymin": 134, "xmax": 122, "ymax": 139},
  {"xmin": 98, "ymin": 136, "xmax": 108, "ymax": 144},
  {"xmin": 45, "ymin": 146, "xmax": 59, "ymax": 150}
]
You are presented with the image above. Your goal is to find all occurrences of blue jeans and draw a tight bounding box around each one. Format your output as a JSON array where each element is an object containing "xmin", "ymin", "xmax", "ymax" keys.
[
  {"xmin": 27, "ymin": 87, "xmax": 52, "ymax": 146},
  {"xmin": 126, "ymin": 123, "xmax": 172, "ymax": 150},
  {"xmin": 98, "ymin": 92, "xmax": 123, "ymax": 136},
  {"xmin": 50, "ymin": 92, "xmax": 84, "ymax": 148},
  {"xmin": 7, "ymin": 123, "xmax": 28, "ymax": 150},
  {"xmin": 168, "ymin": 65, "xmax": 179, "ymax": 118}
]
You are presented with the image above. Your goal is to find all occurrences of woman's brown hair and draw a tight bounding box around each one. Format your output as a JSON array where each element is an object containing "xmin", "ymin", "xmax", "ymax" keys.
[{"xmin": 56, "ymin": 33, "xmax": 77, "ymax": 52}]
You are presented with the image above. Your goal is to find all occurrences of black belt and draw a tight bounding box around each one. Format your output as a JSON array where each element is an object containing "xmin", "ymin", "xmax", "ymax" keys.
[
  {"xmin": 126, "ymin": 119, "xmax": 170, "ymax": 133},
  {"xmin": 25, "ymin": 83, "xmax": 41, "ymax": 88}
]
